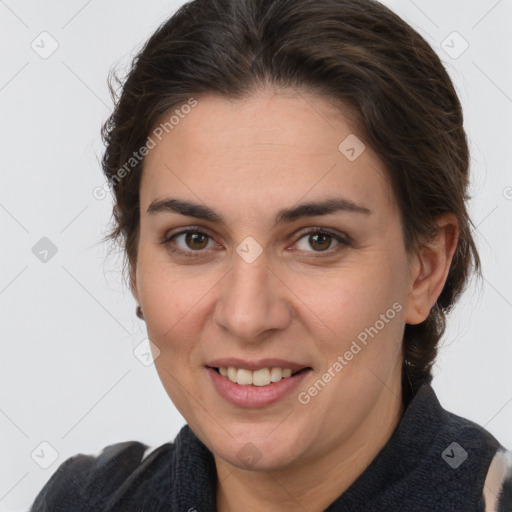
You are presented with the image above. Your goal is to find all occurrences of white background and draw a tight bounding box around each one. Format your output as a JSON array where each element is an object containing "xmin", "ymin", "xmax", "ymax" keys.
[{"xmin": 0, "ymin": 0, "xmax": 511, "ymax": 510}]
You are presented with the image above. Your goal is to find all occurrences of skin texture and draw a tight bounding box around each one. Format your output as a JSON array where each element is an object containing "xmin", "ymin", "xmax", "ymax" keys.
[{"xmin": 131, "ymin": 89, "xmax": 458, "ymax": 511}]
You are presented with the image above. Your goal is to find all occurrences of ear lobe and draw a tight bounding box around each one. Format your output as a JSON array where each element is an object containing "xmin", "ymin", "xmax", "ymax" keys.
[{"xmin": 404, "ymin": 213, "xmax": 459, "ymax": 325}]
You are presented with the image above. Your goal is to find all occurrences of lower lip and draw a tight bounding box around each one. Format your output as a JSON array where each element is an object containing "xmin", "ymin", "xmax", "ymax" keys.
[{"xmin": 207, "ymin": 367, "xmax": 311, "ymax": 408}]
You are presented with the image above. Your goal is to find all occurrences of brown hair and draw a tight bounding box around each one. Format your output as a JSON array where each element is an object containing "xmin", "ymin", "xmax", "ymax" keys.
[{"xmin": 101, "ymin": 0, "xmax": 480, "ymax": 403}]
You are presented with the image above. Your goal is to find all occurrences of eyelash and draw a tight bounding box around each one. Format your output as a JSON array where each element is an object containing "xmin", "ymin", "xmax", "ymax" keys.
[{"xmin": 160, "ymin": 226, "xmax": 351, "ymax": 259}]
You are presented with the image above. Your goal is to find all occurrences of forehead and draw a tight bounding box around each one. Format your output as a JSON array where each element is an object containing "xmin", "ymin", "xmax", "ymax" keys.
[{"xmin": 140, "ymin": 90, "xmax": 396, "ymax": 222}]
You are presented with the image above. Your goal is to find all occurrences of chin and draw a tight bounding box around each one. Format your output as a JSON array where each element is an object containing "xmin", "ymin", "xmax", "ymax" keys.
[{"xmin": 205, "ymin": 425, "xmax": 308, "ymax": 472}]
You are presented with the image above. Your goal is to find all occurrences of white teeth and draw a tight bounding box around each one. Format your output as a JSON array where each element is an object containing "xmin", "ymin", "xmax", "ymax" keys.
[
  {"xmin": 218, "ymin": 366, "xmax": 298, "ymax": 386},
  {"xmin": 270, "ymin": 367, "xmax": 282, "ymax": 382},
  {"xmin": 227, "ymin": 367, "xmax": 237, "ymax": 382},
  {"xmin": 236, "ymin": 369, "xmax": 253, "ymax": 386},
  {"xmin": 252, "ymin": 368, "xmax": 270, "ymax": 387}
]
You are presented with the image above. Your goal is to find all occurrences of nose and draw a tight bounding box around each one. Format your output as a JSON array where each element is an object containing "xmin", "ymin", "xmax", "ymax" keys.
[{"xmin": 213, "ymin": 250, "xmax": 293, "ymax": 342}]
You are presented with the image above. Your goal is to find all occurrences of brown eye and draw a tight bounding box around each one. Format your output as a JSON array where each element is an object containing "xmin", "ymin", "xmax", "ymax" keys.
[
  {"xmin": 308, "ymin": 233, "xmax": 332, "ymax": 251},
  {"xmin": 163, "ymin": 228, "xmax": 216, "ymax": 256},
  {"xmin": 184, "ymin": 232, "xmax": 209, "ymax": 250},
  {"xmin": 295, "ymin": 231, "xmax": 340, "ymax": 252},
  {"xmin": 292, "ymin": 228, "xmax": 350, "ymax": 256}
]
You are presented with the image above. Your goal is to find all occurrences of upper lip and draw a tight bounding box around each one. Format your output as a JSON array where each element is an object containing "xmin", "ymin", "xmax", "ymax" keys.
[{"xmin": 206, "ymin": 358, "xmax": 310, "ymax": 372}]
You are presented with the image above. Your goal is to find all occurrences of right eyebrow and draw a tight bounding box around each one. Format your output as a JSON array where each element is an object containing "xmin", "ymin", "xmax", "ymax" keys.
[{"xmin": 147, "ymin": 198, "xmax": 223, "ymax": 223}]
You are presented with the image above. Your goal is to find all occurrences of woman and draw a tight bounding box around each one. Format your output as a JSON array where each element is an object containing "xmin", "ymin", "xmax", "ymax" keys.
[{"xmin": 31, "ymin": 0, "xmax": 512, "ymax": 510}]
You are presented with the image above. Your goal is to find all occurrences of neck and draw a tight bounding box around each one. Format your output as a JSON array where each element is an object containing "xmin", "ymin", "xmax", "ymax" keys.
[{"xmin": 215, "ymin": 368, "xmax": 404, "ymax": 512}]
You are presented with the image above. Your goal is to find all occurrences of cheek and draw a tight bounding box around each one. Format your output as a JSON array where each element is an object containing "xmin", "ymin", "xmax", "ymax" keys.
[
  {"xmin": 301, "ymin": 262, "xmax": 402, "ymax": 333},
  {"xmin": 140, "ymin": 266, "xmax": 211, "ymax": 406},
  {"xmin": 135, "ymin": 250, "xmax": 209, "ymax": 352},
  {"xmin": 303, "ymin": 260, "xmax": 406, "ymax": 378}
]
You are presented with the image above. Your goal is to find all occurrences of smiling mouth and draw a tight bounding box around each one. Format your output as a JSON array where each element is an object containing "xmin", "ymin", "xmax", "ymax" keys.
[{"xmin": 209, "ymin": 366, "xmax": 311, "ymax": 386}]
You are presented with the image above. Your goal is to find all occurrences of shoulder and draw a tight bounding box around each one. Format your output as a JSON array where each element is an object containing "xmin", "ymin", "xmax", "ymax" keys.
[
  {"xmin": 396, "ymin": 384, "xmax": 511, "ymax": 509},
  {"xmin": 441, "ymin": 405, "xmax": 512, "ymax": 510},
  {"xmin": 482, "ymin": 447, "xmax": 512, "ymax": 511},
  {"xmin": 30, "ymin": 440, "xmax": 174, "ymax": 512}
]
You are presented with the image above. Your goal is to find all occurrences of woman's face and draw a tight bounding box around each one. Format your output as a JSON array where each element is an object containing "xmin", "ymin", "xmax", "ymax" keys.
[{"xmin": 133, "ymin": 90, "xmax": 419, "ymax": 471}]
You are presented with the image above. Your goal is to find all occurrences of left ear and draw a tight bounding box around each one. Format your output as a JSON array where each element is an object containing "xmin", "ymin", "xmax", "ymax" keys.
[{"xmin": 404, "ymin": 213, "xmax": 459, "ymax": 325}]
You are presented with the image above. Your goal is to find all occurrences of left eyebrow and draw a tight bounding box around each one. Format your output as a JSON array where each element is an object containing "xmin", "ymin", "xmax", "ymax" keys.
[
  {"xmin": 146, "ymin": 197, "xmax": 371, "ymax": 225},
  {"xmin": 273, "ymin": 197, "xmax": 371, "ymax": 225}
]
